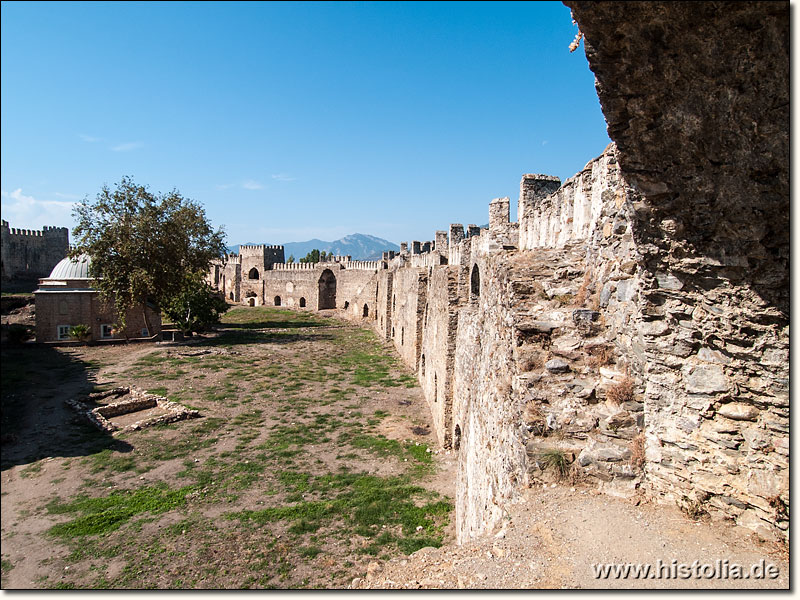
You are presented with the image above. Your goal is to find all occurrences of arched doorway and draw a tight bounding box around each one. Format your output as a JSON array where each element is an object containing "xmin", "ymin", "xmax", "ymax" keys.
[
  {"xmin": 274, "ymin": 296, "xmax": 281, "ymax": 306},
  {"xmin": 318, "ymin": 269, "xmax": 336, "ymax": 309},
  {"xmin": 248, "ymin": 267, "xmax": 259, "ymax": 280},
  {"xmin": 299, "ymin": 297, "xmax": 306, "ymax": 307},
  {"xmin": 363, "ymin": 304, "xmax": 369, "ymax": 317}
]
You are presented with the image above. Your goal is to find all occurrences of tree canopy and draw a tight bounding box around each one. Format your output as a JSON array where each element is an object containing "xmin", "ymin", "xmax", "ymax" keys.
[
  {"xmin": 298, "ymin": 249, "xmax": 328, "ymax": 263},
  {"xmin": 71, "ymin": 176, "xmax": 226, "ymax": 329}
]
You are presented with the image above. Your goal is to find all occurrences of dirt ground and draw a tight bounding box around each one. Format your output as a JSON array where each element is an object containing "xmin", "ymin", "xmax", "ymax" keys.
[{"xmin": 0, "ymin": 306, "xmax": 789, "ymax": 590}]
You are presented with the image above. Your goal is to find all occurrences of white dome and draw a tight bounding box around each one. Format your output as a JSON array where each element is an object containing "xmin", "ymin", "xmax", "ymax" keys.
[{"xmin": 48, "ymin": 254, "xmax": 92, "ymax": 279}]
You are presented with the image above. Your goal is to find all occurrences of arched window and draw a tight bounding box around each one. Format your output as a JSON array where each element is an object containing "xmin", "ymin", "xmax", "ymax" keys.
[
  {"xmin": 248, "ymin": 267, "xmax": 259, "ymax": 280},
  {"xmin": 470, "ymin": 264, "xmax": 480, "ymax": 301},
  {"xmin": 274, "ymin": 296, "xmax": 281, "ymax": 306},
  {"xmin": 421, "ymin": 354, "xmax": 425, "ymax": 376},
  {"xmin": 363, "ymin": 304, "xmax": 369, "ymax": 317},
  {"xmin": 299, "ymin": 297, "xmax": 306, "ymax": 307}
]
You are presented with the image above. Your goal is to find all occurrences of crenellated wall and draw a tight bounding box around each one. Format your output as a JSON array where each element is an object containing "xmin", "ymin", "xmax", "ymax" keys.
[{"xmin": 1, "ymin": 220, "xmax": 69, "ymax": 282}]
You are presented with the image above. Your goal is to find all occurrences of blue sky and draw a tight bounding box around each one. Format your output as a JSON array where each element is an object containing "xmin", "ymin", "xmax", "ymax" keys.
[{"xmin": 1, "ymin": 1, "xmax": 611, "ymax": 246}]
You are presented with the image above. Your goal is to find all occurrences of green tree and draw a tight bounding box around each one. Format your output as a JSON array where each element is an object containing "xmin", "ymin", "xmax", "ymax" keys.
[
  {"xmin": 71, "ymin": 176, "xmax": 226, "ymax": 332},
  {"xmin": 299, "ymin": 249, "xmax": 321, "ymax": 263},
  {"xmin": 287, "ymin": 254, "xmax": 295, "ymax": 264},
  {"xmin": 163, "ymin": 272, "xmax": 228, "ymax": 333}
]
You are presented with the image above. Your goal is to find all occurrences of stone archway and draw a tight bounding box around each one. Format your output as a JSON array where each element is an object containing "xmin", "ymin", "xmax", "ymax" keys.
[{"xmin": 318, "ymin": 269, "xmax": 336, "ymax": 309}]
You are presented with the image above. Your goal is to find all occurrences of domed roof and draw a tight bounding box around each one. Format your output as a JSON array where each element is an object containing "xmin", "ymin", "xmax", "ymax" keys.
[{"xmin": 48, "ymin": 254, "xmax": 92, "ymax": 279}]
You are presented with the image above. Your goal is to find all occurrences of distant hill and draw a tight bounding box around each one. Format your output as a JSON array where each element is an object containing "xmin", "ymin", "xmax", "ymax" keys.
[{"xmin": 227, "ymin": 233, "xmax": 400, "ymax": 261}]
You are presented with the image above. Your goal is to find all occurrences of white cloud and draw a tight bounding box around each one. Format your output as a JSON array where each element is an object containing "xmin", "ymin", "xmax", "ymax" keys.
[
  {"xmin": 79, "ymin": 134, "xmax": 101, "ymax": 143},
  {"xmin": 542, "ymin": 140, "xmax": 549, "ymax": 146},
  {"xmin": 0, "ymin": 188, "xmax": 76, "ymax": 229},
  {"xmin": 271, "ymin": 173, "xmax": 296, "ymax": 182},
  {"xmin": 111, "ymin": 141, "xmax": 144, "ymax": 152},
  {"xmin": 241, "ymin": 180, "xmax": 264, "ymax": 190},
  {"xmin": 54, "ymin": 192, "xmax": 82, "ymax": 200}
]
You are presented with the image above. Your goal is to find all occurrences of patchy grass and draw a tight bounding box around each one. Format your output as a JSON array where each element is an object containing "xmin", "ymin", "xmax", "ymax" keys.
[
  {"xmin": 46, "ymin": 483, "xmax": 196, "ymax": 538},
  {"xmin": 226, "ymin": 471, "xmax": 450, "ymax": 553}
]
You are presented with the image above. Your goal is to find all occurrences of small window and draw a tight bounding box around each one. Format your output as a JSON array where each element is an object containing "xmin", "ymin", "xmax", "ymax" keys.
[
  {"xmin": 299, "ymin": 297, "xmax": 306, "ymax": 307},
  {"xmin": 141, "ymin": 328, "xmax": 149, "ymax": 337},
  {"xmin": 363, "ymin": 304, "xmax": 368, "ymax": 317},
  {"xmin": 101, "ymin": 324, "xmax": 113, "ymax": 339},
  {"xmin": 57, "ymin": 325, "xmax": 71, "ymax": 340},
  {"xmin": 274, "ymin": 296, "xmax": 281, "ymax": 306},
  {"xmin": 470, "ymin": 264, "xmax": 481, "ymax": 300},
  {"xmin": 344, "ymin": 301, "xmax": 350, "ymax": 310}
]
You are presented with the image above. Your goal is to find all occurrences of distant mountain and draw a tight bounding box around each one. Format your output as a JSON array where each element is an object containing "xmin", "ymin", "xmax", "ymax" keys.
[{"xmin": 227, "ymin": 233, "xmax": 400, "ymax": 261}]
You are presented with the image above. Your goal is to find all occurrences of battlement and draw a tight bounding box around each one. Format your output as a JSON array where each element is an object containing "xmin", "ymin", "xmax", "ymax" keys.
[
  {"xmin": 343, "ymin": 260, "xmax": 382, "ymax": 270},
  {"xmin": 2, "ymin": 223, "xmax": 69, "ymax": 238},
  {"xmin": 273, "ymin": 262, "xmax": 317, "ymax": 271}
]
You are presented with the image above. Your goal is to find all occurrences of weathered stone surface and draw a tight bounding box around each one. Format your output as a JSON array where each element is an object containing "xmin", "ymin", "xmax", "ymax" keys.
[
  {"xmin": 717, "ymin": 402, "xmax": 759, "ymax": 422},
  {"xmin": 682, "ymin": 364, "xmax": 729, "ymax": 394},
  {"xmin": 545, "ymin": 358, "xmax": 570, "ymax": 373}
]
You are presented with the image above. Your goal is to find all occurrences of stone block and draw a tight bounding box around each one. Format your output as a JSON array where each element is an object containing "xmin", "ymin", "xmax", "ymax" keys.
[
  {"xmin": 545, "ymin": 358, "xmax": 570, "ymax": 373},
  {"xmin": 717, "ymin": 402, "xmax": 759, "ymax": 421},
  {"xmin": 682, "ymin": 363, "xmax": 729, "ymax": 394}
]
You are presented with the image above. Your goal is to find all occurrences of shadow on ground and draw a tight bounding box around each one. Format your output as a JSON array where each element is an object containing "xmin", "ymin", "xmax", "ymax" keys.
[{"xmin": 1, "ymin": 342, "xmax": 132, "ymax": 470}]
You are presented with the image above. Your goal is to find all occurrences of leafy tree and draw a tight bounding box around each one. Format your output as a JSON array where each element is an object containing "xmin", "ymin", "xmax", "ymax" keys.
[
  {"xmin": 287, "ymin": 254, "xmax": 295, "ymax": 264},
  {"xmin": 71, "ymin": 176, "xmax": 226, "ymax": 332},
  {"xmin": 163, "ymin": 272, "xmax": 228, "ymax": 333}
]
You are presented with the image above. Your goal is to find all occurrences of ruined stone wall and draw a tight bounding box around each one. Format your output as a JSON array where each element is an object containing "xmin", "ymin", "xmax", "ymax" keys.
[
  {"xmin": 388, "ymin": 268, "xmax": 427, "ymax": 371},
  {"xmin": 1, "ymin": 220, "xmax": 69, "ymax": 282},
  {"xmin": 336, "ymin": 269, "xmax": 380, "ymax": 319},
  {"xmin": 260, "ymin": 269, "xmax": 320, "ymax": 309},
  {"xmin": 375, "ymin": 270, "xmax": 394, "ymax": 341},
  {"xmin": 567, "ymin": 0, "xmax": 789, "ymax": 541},
  {"xmin": 452, "ymin": 255, "xmax": 527, "ymax": 542},
  {"xmin": 419, "ymin": 265, "xmax": 465, "ymax": 448},
  {"xmin": 518, "ymin": 148, "xmax": 618, "ymax": 251}
]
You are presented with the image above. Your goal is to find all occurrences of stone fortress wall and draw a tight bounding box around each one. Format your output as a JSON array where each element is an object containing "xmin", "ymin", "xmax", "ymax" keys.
[
  {"xmin": 1, "ymin": 219, "xmax": 69, "ymax": 282},
  {"xmin": 207, "ymin": 2, "xmax": 788, "ymax": 546}
]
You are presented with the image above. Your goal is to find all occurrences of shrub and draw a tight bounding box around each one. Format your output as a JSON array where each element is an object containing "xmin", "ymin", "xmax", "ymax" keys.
[
  {"xmin": 607, "ymin": 376, "xmax": 635, "ymax": 405},
  {"xmin": 629, "ymin": 434, "xmax": 645, "ymax": 470},
  {"xmin": 68, "ymin": 324, "xmax": 91, "ymax": 342},
  {"xmin": 587, "ymin": 344, "xmax": 614, "ymax": 368},
  {"xmin": 539, "ymin": 449, "xmax": 571, "ymax": 480}
]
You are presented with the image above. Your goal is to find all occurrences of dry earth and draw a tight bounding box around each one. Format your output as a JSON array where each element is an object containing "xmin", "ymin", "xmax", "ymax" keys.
[{"xmin": 0, "ymin": 305, "xmax": 788, "ymax": 590}]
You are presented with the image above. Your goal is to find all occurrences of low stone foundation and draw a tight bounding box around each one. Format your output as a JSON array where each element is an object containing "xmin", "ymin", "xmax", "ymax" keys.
[{"xmin": 67, "ymin": 386, "xmax": 200, "ymax": 433}]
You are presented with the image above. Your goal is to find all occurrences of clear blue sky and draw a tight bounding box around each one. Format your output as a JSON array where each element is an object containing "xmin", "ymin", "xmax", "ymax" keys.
[{"xmin": 1, "ymin": 1, "xmax": 610, "ymax": 246}]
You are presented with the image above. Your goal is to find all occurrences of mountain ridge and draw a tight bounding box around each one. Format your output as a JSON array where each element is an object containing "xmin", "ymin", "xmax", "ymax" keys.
[{"xmin": 227, "ymin": 233, "xmax": 400, "ymax": 261}]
